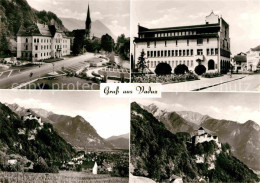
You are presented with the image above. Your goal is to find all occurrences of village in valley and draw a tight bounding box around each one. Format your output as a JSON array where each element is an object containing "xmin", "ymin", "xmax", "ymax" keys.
[
  {"xmin": 0, "ymin": 0, "xmax": 130, "ymax": 89},
  {"xmin": 0, "ymin": 92, "xmax": 130, "ymax": 182}
]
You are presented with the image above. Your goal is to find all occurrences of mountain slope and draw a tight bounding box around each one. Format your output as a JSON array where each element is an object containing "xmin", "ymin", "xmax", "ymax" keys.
[
  {"xmin": 140, "ymin": 102, "xmax": 260, "ymax": 171},
  {"xmin": 0, "ymin": 102, "xmax": 75, "ymax": 171},
  {"xmin": 107, "ymin": 133, "xmax": 129, "ymax": 149},
  {"xmin": 60, "ymin": 18, "xmax": 116, "ymax": 39},
  {"xmin": 7, "ymin": 103, "xmax": 113, "ymax": 149},
  {"xmin": 0, "ymin": 0, "xmax": 66, "ymax": 38},
  {"xmin": 131, "ymin": 102, "xmax": 259, "ymax": 182}
]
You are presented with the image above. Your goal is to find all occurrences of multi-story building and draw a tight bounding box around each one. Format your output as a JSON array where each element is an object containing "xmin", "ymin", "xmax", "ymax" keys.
[
  {"xmin": 232, "ymin": 52, "xmax": 247, "ymax": 72},
  {"xmin": 133, "ymin": 12, "xmax": 231, "ymax": 74},
  {"xmin": 247, "ymin": 45, "xmax": 260, "ymax": 71},
  {"xmin": 17, "ymin": 23, "xmax": 71, "ymax": 62}
]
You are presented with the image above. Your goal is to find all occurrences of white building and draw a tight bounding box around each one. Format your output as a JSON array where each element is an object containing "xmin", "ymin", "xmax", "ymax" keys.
[
  {"xmin": 232, "ymin": 52, "xmax": 247, "ymax": 73},
  {"xmin": 247, "ymin": 45, "xmax": 260, "ymax": 71},
  {"xmin": 194, "ymin": 127, "xmax": 221, "ymax": 148},
  {"xmin": 133, "ymin": 11, "xmax": 231, "ymax": 74},
  {"xmin": 17, "ymin": 23, "xmax": 71, "ymax": 62},
  {"xmin": 92, "ymin": 162, "xmax": 98, "ymax": 174}
]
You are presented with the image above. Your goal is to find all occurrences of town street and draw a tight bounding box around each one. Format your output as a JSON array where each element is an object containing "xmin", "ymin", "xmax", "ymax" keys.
[
  {"xmin": 203, "ymin": 74, "xmax": 260, "ymax": 91},
  {"xmin": 162, "ymin": 74, "xmax": 260, "ymax": 92},
  {"xmin": 0, "ymin": 52, "xmax": 95, "ymax": 89}
]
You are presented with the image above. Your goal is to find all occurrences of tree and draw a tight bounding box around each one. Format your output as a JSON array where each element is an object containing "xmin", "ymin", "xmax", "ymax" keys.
[
  {"xmin": 155, "ymin": 62, "xmax": 172, "ymax": 75},
  {"xmin": 72, "ymin": 31, "xmax": 85, "ymax": 55},
  {"xmin": 195, "ymin": 65, "xmax": 206, "ymax": 75},
  {"xmin": 101, "ymin": 34, "xmax": 114, "ymax": 52},
  {"xmin": 115, "ymin": 34, "xmax": 130, "ymax": 60},
  {"xmin": 0, "ymin": 32, "xmax": 10, "ymax": 57},
  {"xmin": 174, "ymin": 64, "xmax": 189, "ymax": 75},
  {"xmin": 136, "ymin": 50, "xmax": 147, "ymax": 74}
]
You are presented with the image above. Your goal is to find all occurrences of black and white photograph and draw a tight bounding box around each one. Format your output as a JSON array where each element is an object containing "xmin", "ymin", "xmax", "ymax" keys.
[
  {"xmin": 0, "ymin": 90, "xmax": 129, "ymax": 182},
  {"xmin": 131, "ymin": 92, "xmax": 260, "ymax": 182},
  {"xmin": 0, "ymin": 0, "xmax": 130, "ymax": 90},
  {"xmin": 131, "ymin": 0, "xmax": 260, "ymax": 92}
]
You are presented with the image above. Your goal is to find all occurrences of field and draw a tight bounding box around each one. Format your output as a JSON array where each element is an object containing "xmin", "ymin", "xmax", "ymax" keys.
[{"xmin": 0, "ymin": 171, "xmax": 128, "ymax": 183}]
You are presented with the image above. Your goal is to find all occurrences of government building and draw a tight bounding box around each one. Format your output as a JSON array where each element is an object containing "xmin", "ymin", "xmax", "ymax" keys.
[
  {"xmin": 133, "ymin": 12, "xmax": 231, "ymax": 74},
  {"xmin": 17, "ymin": 21, "xmax": 71, "ymax": 62}
]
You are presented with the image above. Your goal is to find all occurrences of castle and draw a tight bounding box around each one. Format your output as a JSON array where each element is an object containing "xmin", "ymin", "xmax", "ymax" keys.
[{"xmin": 193, "ymin": 127, "xmax": 221, "ymax": 148}]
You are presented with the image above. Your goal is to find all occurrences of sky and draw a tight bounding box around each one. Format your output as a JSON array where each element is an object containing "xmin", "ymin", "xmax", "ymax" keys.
[
  {"xmin": 131, "ymin": 0, "xmax": 260, "ymax": 55},
  {"xmin": 134, "ymin": 92, "xmax": 260, "ymax": 125},
  {"xmin": 0, "ymin": 90, "xmax": 130, "ymax": 138},
  {"xmin": 27, "ymin": 0, "xmax": 130, "ymax": 37}
]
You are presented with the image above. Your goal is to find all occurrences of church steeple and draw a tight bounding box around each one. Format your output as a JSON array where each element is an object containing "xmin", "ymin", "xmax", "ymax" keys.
[{"xmin": 85, "ymin": 3, "xmax": 91, "ymax": 39}]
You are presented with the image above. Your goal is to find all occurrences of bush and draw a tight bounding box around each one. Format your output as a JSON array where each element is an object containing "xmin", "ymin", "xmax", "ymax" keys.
[
  {"xmin": 155, "ymin": 62, "xmax": 172, "ymax": 75},
  {"xmin": 195, "ymin": 65, "xmax": 206, "ymax": 75},
  {"xmin": 174, "ymin": 64, "xmax": 189, "ymax": 75}
]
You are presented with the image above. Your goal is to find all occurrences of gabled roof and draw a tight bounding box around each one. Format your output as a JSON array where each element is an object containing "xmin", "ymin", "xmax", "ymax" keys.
[
  {"xmin": 199, "ymin": 127, "xmax": 204, "ymax": 130},
  {"xmin": 234, "ymin": 55, "xmax": 247, "ymax": 62},
  {"xmin": 37, "ymin": 23, "xmax": 52, "ymax": 36},
  {"xmin": 251, "ymin": 45, "xmax": 260, "ymax": 51}
]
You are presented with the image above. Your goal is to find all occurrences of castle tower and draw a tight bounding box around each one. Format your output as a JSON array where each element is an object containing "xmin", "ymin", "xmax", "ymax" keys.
[{"xmin": 85, "ymin": 4, "xmax": 91, "ymax": 39}]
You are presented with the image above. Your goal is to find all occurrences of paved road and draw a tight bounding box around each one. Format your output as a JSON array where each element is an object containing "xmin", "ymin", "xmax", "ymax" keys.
[
  {"xmin": 162, "ymin": 74, "xmax": 248, "ymax": 92},
  {"xmin": 0, "ymin": 53, "xmax": 94, "ymax": 89},
  {"xmin": 203, "ymin": 74, "xmax": 260, "ymax": 91}
]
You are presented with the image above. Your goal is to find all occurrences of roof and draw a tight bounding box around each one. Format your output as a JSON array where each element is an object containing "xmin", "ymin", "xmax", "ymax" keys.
[
  {"xmin": 234, "ymin": 55, "xmax": 247, "ymax": 62},
  {"xmin": 251, "ymin": 45, "xmax": 260, "ymax": 51},
  {"xmin": 138, "ymin": 23, "xmax": 220, "ymax": 34},
  {"xmin": 199, "ymin": 127, "xmax": 204, "ymax": 130},
  {"xmin": 17, "ymin": 23, "xmax": 67, "ymax": 38}
]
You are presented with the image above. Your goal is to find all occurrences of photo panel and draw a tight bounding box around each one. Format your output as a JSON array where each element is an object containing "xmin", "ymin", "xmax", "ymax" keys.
[
  {"xmin": 130, "ymin": 92, "xmax": 260, "ymax": 182},
  {"xmin": 0, "ymin": 0, "xmax": 130, "ymax": 90},
  {"xmin": 0, "ymin": 90, "xmax": 129, "ymax": 182},
  {"xmin": 131, "ymin": 0, "xmax": 260, "ymax": 92}
]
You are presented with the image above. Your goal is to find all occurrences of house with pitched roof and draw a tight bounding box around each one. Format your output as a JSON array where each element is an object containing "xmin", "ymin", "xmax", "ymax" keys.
[
  {"xmin": 247, "ymin": 45, "xmax": 260, "ymax": 71},
  {"xmin": 17, "ymin": 22, "xmax": 71, "ymax": 62}
]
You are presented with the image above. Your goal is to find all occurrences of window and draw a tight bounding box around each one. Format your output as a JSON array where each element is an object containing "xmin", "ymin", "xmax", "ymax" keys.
[
  {"xmin": 191, "ymin": 49, "xmax": 193, "ymax": 56},
  {"xmin": 154, "ymin": 51, "xmax": 156, "ymax": 57},
  {"xmin": 147, "ymin": 41, "xmax": 150, "ymax": 48},
  {"xmin": 197, "ymin": 49, "xmax": 203, "ymax": 55},
  {"xmin": 187, "ymin": 60, "xmax": 189, "ymax": 66},
  {"xmin": 175, "ymin": 50, "xmax": 178, "ymax": 56},
  {"xmin": 26, "ymin": 38, "xmax": 28, "ymax": 43},
  {"xmin": 207, "ymin": 38, "xmax": 209, "ymax": 43},
  {"xmin": 208, "ymin": 60, "xmax": 215, "ymax": 70},
  {"xmin": 179, "ymin": 50, "xmax": 182, "ymax": 56},
  {"xmin": 37, "ymin": 38, "xmax": 39, "ymax": 43},
  {"xmin": 35, "ymin": 46, "xmax": 38, "ymax": 50},
  {"xmin": 187, "ymin": 50, "xmax": 189, "ymax": 56},
  {"xmin": 215, "ymin": 48, "xmax": 218, "ymax": 55},
  {"xmin": 164, "ymin": 50, "xmax": 167, "ymax": 57},
  {"xmin": 41, "ymin": 53, "xmax": 42, "ymax": 57},
  {"xmin": 25, "ymin": 45, "xmax": 28, "ymax": 50},
  {"xmin": 172, "ymin": 50, "xmax": 175, "ymax": 57},
  {"xmin": 35, "ymin": 54, "xmax": 38, "ymax": 58},
  {"xmin": 147, "ymin": 51, "xmax": 150, "ymax": 57},
  {"xmin": 168, "ymin": 50, "xmax": 171, "ymax": 57},
  {"xmin": 155, "ymin": 34, "xmax": 157, "ymax": 37},
  {"xmin": 154, "ymin": 41, "xmax": 156, "ymax": 47},
  {"xmin": 191, "ymin": 60, "xmax": 193, "ymax": 67},
  {"xmin": 183, "ymin": 50, "xmax": 185, "ymax": 56},
  {"xmin": 34, "ymin": 39, "xmax": 36, "ymax": 43},
  {"xmin": 211, "ymin": 48, "xmax": 214, "ymax": 55},
  {"xmin": 176, "ymin": 40, "xmax": 178, "ymax": 46},
  {"xmin": 158, "ymin": 51, "xmax": 160, "ymax": 57},
  {"xmin": 207, "ymin": 49, "xmax": 210, "ymax": 55},
  {"xmin": 197, "ymin": 38, "xmax": 203, "ymax": 45},
  {"xmin": 187, "ymin": 40, "xmax": 189, "ymax": 46},
  {"xmin": 161, "ymin": 51, "xmax": 163, "ymax": 57},
  {"xmin": 151, "ymin": 51, "xmax": 153, "ymax": 57}
]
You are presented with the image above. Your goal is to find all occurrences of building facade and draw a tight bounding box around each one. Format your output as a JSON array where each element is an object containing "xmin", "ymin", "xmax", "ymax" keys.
[
  {"xmin": 133, "ymin": 12, "xmax": 231, "ymax": 74},
  {"xmin": 232, "ymin": 52, "xmax": 247, "ymax": 72},
  {"xmin": 247, "ymin": 45, "xmax": 260, "ymax": 71},
  {"xmin": 17, "ymin": 23, "xmax": 71, "ymax": 62}
]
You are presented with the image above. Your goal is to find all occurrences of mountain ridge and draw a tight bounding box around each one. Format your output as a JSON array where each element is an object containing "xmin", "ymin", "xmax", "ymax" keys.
[{"xmin": 139, "ymin": 102, "xmax": 260, "ymax": 171}]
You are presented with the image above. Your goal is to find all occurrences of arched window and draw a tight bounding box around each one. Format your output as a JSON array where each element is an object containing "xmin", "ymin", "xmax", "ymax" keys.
[
  {"xmin": 25, "ymin": 38, "xmax": 28, "ymax": 43},
  {"xmin": 208, "ymin": 59, "xmax": 215, "ymax": 70}
]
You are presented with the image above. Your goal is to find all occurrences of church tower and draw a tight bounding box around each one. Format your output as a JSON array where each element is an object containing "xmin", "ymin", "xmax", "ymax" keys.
[{"xmin": 85, "ymin": 4, "xmax": 91, "ymax": 39}]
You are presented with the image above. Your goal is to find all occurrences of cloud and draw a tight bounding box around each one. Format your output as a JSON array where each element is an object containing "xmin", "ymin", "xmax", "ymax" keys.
[
  {"xmin": 107, "ymin": 20, "xmax": 128, "ymax": 37},
  {"xmin": 13, "ymin": 98, "xmax": 53, "ymax": 111}
]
